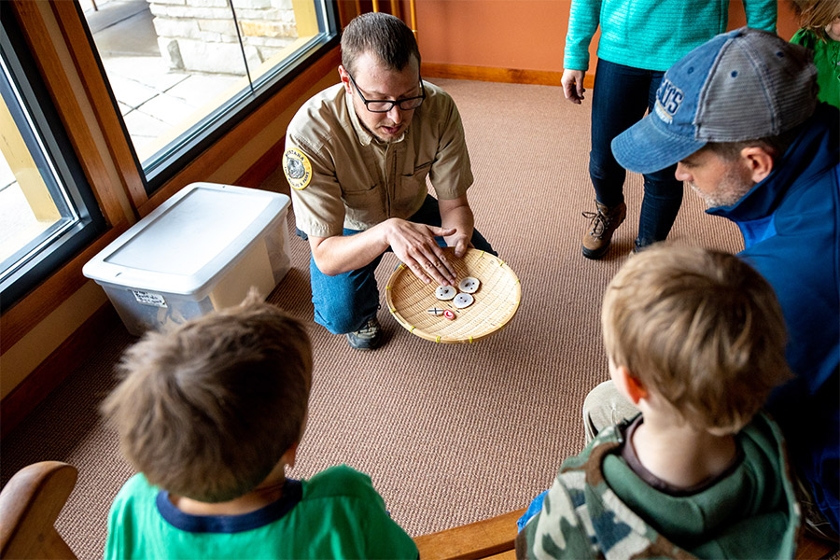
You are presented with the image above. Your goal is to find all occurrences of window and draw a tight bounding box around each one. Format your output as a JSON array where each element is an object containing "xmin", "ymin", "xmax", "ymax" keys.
[
  {"xmin": 81, "ymin": 0, "xmax": 338, "ymax": 190},
  {"xmin": 0, "ymin": 10, "xmax": 106, "ymax": 308}
]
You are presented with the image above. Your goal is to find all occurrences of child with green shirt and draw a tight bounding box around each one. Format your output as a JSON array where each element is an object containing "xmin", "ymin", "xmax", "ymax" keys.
[
  {"xmin": 790, "ymin": 0, "xmax": 840, "ymax": 108},
  {"xmin": 102, "ymin": 296, "xmax": 417, "ymax": 559}
]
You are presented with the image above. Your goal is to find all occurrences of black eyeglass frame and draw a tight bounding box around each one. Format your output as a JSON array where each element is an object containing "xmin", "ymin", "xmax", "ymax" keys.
[{"xmin": 346, "ymin": 71, "xmax": 426, "ymax": 113}]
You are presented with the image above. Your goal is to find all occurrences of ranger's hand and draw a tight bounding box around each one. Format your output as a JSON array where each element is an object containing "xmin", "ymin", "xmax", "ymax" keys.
[{"xmin": 384, "ymin": 219, "xmax": 458, "ymax": 285}]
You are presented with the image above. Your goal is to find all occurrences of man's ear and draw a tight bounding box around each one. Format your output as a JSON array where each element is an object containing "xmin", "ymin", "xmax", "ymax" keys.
[
  {"xmin": 337, "ymin": 65, "xmax": 352, "ymax": 95},
  {"xmin": 614, "ymin": 365, "xmax": 648, "ymax": 405},
  {"xmin": 740, "ymin": 146, "xmax": 775, "ymax": 183}
]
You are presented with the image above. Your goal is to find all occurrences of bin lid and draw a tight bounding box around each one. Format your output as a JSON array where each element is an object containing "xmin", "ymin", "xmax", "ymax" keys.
[{"xmin": 83, "ymin": 183, "xmax": 290, "ymax": 295}]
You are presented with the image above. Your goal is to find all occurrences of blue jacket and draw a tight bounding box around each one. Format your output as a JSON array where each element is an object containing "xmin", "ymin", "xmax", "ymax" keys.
[{"xmin": 708, "ymin": 103, "xmax": 840, "ymax": 532}]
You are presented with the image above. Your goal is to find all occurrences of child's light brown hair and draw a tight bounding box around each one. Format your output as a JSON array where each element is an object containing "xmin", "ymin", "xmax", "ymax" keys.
[
  {"xmin": 601, "ymin": 244, "xmax": 792, "ymax": 434},
  {"xmin": 101, "ymin": 295, "xmax": 312, "ymax": 503},
  {"xmin": 790, "ymin": 0, "xmax": 840, "ymax": 41}
]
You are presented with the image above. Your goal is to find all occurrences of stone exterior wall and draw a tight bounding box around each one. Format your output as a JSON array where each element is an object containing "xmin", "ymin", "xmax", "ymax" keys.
[{"xmin": 147, "ymin": 0, "xmax": 301, "ymax": 75}]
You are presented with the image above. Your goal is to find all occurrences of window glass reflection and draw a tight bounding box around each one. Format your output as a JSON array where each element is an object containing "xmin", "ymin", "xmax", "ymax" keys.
[
  {"xmin": 81, "ymin": 0, "xmax": 327, "ymax": 177},
  {"xmin": 82, "ymin": 0, "xmax": 248, "ymax": 163},
  {"xmin": 0, "ymin": 38, "xmax": 103, "ymax": 304}
]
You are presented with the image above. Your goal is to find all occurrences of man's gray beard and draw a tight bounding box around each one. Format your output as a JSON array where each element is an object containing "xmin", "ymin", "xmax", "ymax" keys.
[
  {"xmin": 689, "ymin": 183, "xmax": 733, "ymax": 209},
  {"xmin": 689, "ymin": 175, "xmax": 754, "ymax": 210}
]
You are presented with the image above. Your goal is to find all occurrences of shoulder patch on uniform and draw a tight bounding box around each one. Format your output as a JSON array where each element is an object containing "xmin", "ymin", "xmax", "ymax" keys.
[{"xmin": 283, "ymin": 147, "xmax": 313, "ymax": 190}]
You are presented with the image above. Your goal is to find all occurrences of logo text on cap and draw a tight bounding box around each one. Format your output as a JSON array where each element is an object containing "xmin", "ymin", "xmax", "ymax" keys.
[{"xmin": 654, "ymin": 79, "xmax": 684, "ymax": 124}]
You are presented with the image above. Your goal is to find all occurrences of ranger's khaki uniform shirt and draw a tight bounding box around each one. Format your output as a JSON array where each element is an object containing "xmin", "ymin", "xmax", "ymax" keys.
[{"xmin": 283, "ymin": 81, "xmax": 473, "ymax": 238}]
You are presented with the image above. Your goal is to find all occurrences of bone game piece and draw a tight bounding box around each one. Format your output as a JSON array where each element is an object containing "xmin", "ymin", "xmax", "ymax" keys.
[
  {"xmin": 453, "ymin": 292, "xmax": 474, "ymax": 309},
  {"xmin": 435, "ymin": 285, "xmax": 457, "ymax": 301},
  {"xmin": 458, "ymin": 277, "xmax": 480, "ymax": 294}
]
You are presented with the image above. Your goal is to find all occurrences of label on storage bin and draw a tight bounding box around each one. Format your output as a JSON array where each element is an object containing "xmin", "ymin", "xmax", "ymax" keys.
[{"xmin": 132, "ymin": 290, "xmax": 168, "ymax": 308}]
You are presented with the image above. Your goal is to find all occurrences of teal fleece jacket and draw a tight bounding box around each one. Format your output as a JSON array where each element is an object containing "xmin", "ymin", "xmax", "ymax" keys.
[{"xmin": 564, "ymin": 0, "xmax": 777, "ymax": 72}]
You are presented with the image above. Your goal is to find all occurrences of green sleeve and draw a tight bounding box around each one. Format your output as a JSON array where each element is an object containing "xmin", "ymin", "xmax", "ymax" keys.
[
  {"xmin": 319, "ymin": 466, "xmax": 418, "ymax": 559},
  {"xmin": 361, "ymin": 502, "xmax": 419, "ymax": 560},
  {"xmin": 103, "ymin": 506, "xmax": 126, "ymax": 560},
  {"xmin": 790, "ymin": 28, "xmax": 817, "ymax": 49},
  {"xmin": 103, "ymin": 474, "xmax": 148, "ymax": 560}
]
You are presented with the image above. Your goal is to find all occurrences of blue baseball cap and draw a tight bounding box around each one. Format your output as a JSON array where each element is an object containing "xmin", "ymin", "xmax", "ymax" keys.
[{"xmin": 612, "ymin": 28, "xmax": 818, "ymax": 174}]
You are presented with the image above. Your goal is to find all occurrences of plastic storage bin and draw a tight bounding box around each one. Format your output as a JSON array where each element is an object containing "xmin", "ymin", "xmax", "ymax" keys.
[{"xmin": 83, "ymin": 182, "xmax": 291, "ymax": 335}]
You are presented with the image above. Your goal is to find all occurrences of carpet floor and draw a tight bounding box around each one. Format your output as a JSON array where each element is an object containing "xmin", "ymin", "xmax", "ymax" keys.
[{"xmin": 0, "ymin": 78, "xmax": 743, "ymax": 559}]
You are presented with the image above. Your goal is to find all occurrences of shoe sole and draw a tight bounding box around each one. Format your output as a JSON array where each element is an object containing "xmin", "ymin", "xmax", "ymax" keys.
[
  {"xmin": 346, "ymin": 336, "xmax": 383, "ymax": 351},
  {"xmin": 581, "ymin": 212, "xmax": 626, "ymax": 260},
  {"xmin": 581, "ymin": 243, "xmax": 610, "ymax": 260}
]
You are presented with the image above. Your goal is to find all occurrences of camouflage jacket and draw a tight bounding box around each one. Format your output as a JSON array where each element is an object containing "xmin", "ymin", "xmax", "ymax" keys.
[{"xmin": 515, "ymin": 413, "xmax": 799, "ymax": 559}]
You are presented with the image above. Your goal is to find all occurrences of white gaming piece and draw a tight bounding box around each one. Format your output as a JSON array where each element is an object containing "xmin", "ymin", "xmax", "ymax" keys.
[
  {"xmin": 458, "ymin": 277, "xmax": 480, "ymax": 294},
  {"xmin": 453, "ymin": 292, "xmax": 474, "ymax": 309},
  {"xmin": 435, "ymin": 285, "xmax": 457, "ymax": 300}
]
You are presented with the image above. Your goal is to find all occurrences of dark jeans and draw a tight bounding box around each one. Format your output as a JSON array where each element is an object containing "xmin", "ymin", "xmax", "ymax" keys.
[
  {"xmin": 300, "ymin": 195, "xmax": 495, "ymax": 334},
  {"xmin": 589, "ymin": 58, "xmax": 683, "ymax": 248}
]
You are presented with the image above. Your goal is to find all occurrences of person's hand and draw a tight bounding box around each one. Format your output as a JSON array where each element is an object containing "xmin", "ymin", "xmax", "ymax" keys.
[
  {"xmin": 446, "ymin": 231, "xmax": 470, "ymax": 259},
  {"xmin": 561, "ymin": 69, "xmax": 586, "ymax": 104},
  {"xmin": 384, "ymin": 219, "xmax": 458, "ymax": 285}
]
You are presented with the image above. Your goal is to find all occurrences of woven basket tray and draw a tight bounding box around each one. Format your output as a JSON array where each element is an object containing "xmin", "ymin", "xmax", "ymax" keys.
[{"xmin": 385, "ymin": 248, "xmax": 521, "ymax": 343}]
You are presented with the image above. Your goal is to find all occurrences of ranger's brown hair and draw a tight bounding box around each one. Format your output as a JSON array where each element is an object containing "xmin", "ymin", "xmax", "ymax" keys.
[{"xmin": 341, "ymin": 12, "xmax": 420, "ymax": 75}]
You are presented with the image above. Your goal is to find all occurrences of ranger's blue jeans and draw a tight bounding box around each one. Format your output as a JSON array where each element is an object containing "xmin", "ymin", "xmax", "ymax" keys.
[
  {"xmin": 590, "ymin": 59, "xmax": 683, "ymax": 248},
  {"xmin": 303, "ymin": 195, "xmax": 495, "ymax": 334}
]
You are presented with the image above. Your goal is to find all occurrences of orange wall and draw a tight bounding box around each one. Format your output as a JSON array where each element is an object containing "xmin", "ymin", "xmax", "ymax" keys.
[
  {"xmin": 413, "ymin": 0, "xmax": 799, "ymax": 72},
  {"xmin": 416, "ymin": 1, "xmax": 570, "ymax": 72}
]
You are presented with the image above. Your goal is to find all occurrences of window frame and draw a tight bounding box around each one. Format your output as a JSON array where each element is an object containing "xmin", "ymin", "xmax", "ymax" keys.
[
  {"xmin": 0, "ymin": 0, "xmax": 341, "ymax": 316},
  {"xmin": 0, "ymin": 7, "xmax": 107, "ymax": 308},
  {"xmin": 1, "ymin": 0, "xmax": 342, "ymax": 351},
  {"xmin": 75, "ymin": 0, "xmax": 341, "ymax": 193},
  {"xmin": 0, "ymin": 0, "xmax": 348, "ymax": 436}
]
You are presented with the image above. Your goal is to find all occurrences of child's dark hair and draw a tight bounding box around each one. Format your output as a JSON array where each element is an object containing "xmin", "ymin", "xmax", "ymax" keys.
[{"xmin": 102, "ymin": 296, "xmax": 312, "ymax": 502}]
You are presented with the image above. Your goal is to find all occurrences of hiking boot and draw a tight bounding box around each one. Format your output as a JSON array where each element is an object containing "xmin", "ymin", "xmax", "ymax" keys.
[
  {"xmin": 581, "ymin": 200, "xmax": 627, "ymax": 259},
  {"xmin": 346, "ymin": 317, "xmax": 383, "ymax": 350}
]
